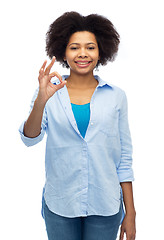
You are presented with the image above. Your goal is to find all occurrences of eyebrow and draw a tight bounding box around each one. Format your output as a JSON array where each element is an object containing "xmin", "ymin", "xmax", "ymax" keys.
[{"xmin": 68, "ymin": 42, "xmax": 97, "ymax": 47}]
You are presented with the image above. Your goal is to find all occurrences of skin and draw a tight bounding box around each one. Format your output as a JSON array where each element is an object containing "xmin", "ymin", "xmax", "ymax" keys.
[
  {"xmin": 120, "ymin": 182, "xmax": 136, "ymax": 240},
  {"xmin": 24, "ymin": 31, "xmax": 136, "ymax": 239},
  {"xmin": 64, "ymin": 31, "xmax": 100, "ymax": 104}
]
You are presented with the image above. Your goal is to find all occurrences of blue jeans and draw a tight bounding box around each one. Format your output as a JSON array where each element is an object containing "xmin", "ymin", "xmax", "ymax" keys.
[{"xmin": 43, "ymin": 197, "xmax": 122, "ymax": 240}]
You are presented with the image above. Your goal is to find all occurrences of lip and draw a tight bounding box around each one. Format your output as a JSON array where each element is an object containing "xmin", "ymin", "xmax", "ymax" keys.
[{"xmin": 75, "ymin": 61, "xmax": 92, "ymax": 68}]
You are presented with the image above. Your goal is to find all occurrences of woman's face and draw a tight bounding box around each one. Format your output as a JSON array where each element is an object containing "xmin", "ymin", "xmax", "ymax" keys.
[{"xmin": 64, "ymin": 31, "xmax": 99, "ymax": 76}]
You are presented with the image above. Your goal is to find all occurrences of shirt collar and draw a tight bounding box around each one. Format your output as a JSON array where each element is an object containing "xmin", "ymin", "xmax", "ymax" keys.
[
  {"xmin": 94, "ymin": 75, "xmax": 113, "ymax": 88},
  {"xmin": 62, "ymin": 75, "xmax": 113, "ymax": 88}
]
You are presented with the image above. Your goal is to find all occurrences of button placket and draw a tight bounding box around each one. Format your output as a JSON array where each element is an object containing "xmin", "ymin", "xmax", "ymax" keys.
[
  {"xmin": 88, "ymin": 96, "xmax": 96, "ymax": 129},
  {"xmin": 81, "ymin": 141, "xmax": 89, "ymax": 214}
]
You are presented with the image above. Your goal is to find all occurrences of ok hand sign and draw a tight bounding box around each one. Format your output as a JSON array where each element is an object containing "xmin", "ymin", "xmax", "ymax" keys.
[{"xmin": 38, "ymin": 57, "xmax": 67, "ymax": 104}]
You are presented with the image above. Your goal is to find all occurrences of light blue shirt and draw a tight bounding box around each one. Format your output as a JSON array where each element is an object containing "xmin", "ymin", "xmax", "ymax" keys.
[{"xmin": 19, "ymin": 75, "xmax": 134, "ymax": 219}]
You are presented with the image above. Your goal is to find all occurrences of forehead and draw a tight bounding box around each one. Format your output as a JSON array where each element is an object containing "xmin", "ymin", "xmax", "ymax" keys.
[{"xmin": 68, "ymin": 31, "xmax": 98, "ymax": 44}]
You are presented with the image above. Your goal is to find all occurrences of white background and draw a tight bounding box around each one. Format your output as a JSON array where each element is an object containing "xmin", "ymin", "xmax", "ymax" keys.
[{"xmin": 1, "ymin": 0, "xmax": 164, "ymax": 239}]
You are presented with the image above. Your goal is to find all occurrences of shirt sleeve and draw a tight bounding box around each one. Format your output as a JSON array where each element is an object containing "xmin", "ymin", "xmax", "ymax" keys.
[
  {"xmin": 19, "ymin": 89, "xmax": 47, "ymax": 147},
  {"xmin": 117, "ymin": 91, "xmax": 134, "ymax": 182}
]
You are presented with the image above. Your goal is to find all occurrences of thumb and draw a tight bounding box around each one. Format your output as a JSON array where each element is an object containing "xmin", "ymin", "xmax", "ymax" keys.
[{"xmin": 55, "ymin": 80, "xmax": 67, "ymax": 91}]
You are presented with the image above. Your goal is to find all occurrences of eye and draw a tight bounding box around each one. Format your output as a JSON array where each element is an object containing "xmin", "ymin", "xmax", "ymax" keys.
[
  {"xmin": 70, "ymin": 47, "xmax": 78, "ymax": 50},
  {"xmin": 88, "ymin": 46, "xmax": 95, "ymax": 50}
]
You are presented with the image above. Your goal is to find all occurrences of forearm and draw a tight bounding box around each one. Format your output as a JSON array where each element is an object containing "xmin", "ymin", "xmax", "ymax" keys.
[
  {"xmin": 24, "ymin": 97, "xmax": 46, "ymax": 138},
  {"xmin": 120, "ymin": 182, "xmax": 136, "ymax": 216}
]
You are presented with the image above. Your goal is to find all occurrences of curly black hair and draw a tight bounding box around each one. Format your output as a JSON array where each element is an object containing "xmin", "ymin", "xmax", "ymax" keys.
[{"xmin": 46, "ymin": 11, "xmax": 120, "ymax": 68}]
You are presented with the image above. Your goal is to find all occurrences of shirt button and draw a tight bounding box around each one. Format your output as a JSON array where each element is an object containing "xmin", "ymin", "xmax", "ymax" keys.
[{"xmin": 90, "ymin": 122, "xmax": 94, "ymax": 126}]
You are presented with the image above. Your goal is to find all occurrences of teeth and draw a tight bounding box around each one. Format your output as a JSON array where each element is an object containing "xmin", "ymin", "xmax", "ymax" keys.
[{"xmin": 76, "ymin": 62, "xmax": 90, "ymax": 65}]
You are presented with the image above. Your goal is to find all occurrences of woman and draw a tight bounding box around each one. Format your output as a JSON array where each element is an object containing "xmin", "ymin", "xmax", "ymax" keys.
[{"xmin": 19, "ymin": 12, "xmax": 136, "ymax": 240}]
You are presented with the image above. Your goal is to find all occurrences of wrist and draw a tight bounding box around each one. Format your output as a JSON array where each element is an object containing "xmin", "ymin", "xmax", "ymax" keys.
[
  {"xmin": 35, "ymin": 93, "xmax": 47, "ymax": 108},
  {"xmin": 126, "ymin": 208, "xmax": 136, "ymax": 217},
  {"xmin": 34, "ymin": 96, "xmax": 47, "ymax": 110}
]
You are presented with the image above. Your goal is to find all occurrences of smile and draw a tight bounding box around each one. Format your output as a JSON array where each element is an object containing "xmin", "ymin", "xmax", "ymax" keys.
[{"xmin": 75, "ymin": 61, "xmax": 92, "ymax": 67}]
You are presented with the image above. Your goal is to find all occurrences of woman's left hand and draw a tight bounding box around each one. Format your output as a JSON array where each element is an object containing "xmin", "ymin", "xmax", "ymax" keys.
[{"xmin": 119, "ymin": 213, "xmax": 136, "ymax": 240}]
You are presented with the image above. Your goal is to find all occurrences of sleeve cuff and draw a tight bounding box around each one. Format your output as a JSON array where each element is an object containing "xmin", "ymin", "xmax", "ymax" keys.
[
  {"xmin": 117, "ymin": 169, "xmax": 135, "ymax": 183},
  {"xmin": 19, "ymin": 121, "xmax": 45, "ymax": 147}
]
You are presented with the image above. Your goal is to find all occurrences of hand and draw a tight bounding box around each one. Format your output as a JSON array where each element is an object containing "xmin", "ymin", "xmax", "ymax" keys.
[
  {"xmin": 119, "ymin": 213, "xmax": 136, "ymax": 240},
  {"xmin": 37, "ymin": 57, "xmax": 67, "ymax": 104}
]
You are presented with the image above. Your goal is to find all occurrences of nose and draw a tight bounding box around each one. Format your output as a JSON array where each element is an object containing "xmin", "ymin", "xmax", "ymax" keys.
[{"xmin": 78, "ymin": 48, "xmax": 88, "ymax": 58}]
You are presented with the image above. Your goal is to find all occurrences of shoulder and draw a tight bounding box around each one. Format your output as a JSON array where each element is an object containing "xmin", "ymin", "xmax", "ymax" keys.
[{"xmin": 96, "ymin": 75, "xmax": 126, "ymax": 96}]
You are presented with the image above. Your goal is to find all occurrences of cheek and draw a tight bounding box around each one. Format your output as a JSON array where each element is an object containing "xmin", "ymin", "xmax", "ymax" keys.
[
  {"xmin": 91, "ymin": 51, "xmax": 99, "ymax": 60},
  {"xmin": 65, "ymin": 56, "xmax": 76, "ymax": 69},
  {"xmin": 92, "ymin": 53, "xmax": 100, "ymax": 65},
  {"xmin": 65, "ymin": 52, "xmax": 76, "ymax": 63}
]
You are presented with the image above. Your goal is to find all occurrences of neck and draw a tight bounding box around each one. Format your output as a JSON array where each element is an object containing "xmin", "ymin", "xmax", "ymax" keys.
[{"xmin": 66, "ymin": 71, "xmax": 98, "ymax": 88}]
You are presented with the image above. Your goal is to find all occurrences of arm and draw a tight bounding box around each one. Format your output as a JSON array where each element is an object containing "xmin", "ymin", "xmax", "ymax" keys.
[
  {"xmin": 119, "ymin": 182, "xmax": 136, "ymax": 240},
  {"xmin": 117, "ymin": 92, "xmax": 136, "ymax": 239},
  {"xmin": 121, "ymin": 182, "xmax": 135, "ymax": 215},
  {"xmin": 23, "ymin": 57, "xmax": 67, "ymax": 138},
  {"xmin": 23, "ymin": 97, "xmax": 46, "ymax": 138}
]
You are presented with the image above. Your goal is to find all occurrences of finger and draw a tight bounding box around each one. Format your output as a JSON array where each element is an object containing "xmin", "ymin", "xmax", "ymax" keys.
[
  {"xmin": 126, "ymin": 229, "xmax": 136, "ymax": 240},
  {"xmin": 119, "ymin": 230, "xmax": 124, "ymax": 240},
  {"xmin": 39, "ymin": 60, "xmax": 47, "ymax": 76},
  {"xmin": 45, "ymin": 56, "xmax": 56, "ymax": 75},
  {"xmin": 126, "ymin": 235, "xmax": 133, "ymax": 240},
  {"xmin": 38, "ymin": 68, "xmax": 44, "ymax": 80},
  {"xmin": 126, "ymin": 233, "xmax": 136, "ymax": 240},
  {"xmin": 49, "ymin": 71, "xmax": 62, "ymax": 81},
  {"xmin": 55, "ymin": 80, "xmax": 67, "ymax": 91},
  {"xmin": 38, "ymin": 60, "xmax": 47, "ymax": 82},
  {"xmin": 48, "ymin": 80, "xmax": 67, "ymax": 95},
  {"xmin": 40, "ymin": 61, "xmax": 47, "ymax": 71}
]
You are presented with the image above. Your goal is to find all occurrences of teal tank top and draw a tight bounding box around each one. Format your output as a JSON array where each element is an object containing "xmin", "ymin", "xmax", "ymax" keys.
[{"xmin": 71, "ymin": 103, "xmax": 90, "ymax": 138}]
